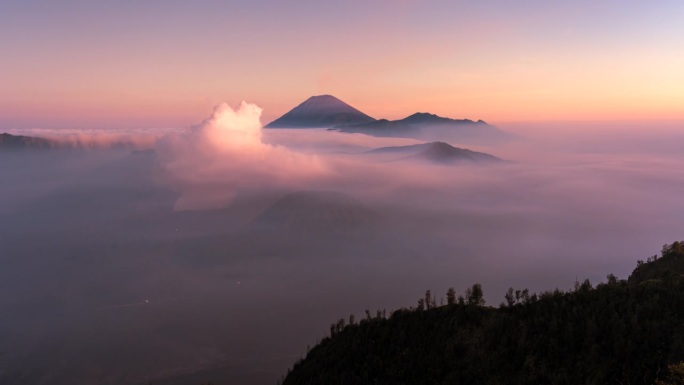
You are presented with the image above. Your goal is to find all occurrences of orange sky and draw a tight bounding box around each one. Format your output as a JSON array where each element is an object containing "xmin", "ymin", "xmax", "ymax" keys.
[{"xmin": 1, "ymin": 1, "xmax": 683, "ymax": 129}]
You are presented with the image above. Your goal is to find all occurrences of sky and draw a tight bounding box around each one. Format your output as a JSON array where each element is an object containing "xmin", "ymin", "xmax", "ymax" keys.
[{"xmin": 1, "ymin": 0, "xmax": 683, "ymax": 129}]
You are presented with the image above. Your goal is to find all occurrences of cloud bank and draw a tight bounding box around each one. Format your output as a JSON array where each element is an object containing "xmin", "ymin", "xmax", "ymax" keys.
[
  {"xmin": 157, "ymin": 102, "xmax": 327, "ymax": 210},
  {"xmin": 2, "ymin": 114, "xmax": 684, "ymax": 385}
]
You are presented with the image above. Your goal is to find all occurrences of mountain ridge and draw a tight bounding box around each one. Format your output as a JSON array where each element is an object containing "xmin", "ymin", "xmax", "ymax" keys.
[
  {"xmin": 332, "ymin": 111, "xmax": 513, "ymax": 144},
  {"xmin": 397, "ymin": 112, "xmax": 486, "ymax": 126}
]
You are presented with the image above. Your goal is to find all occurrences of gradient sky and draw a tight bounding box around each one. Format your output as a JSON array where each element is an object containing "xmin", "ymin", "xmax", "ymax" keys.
[{"xmin": 1, "ymin": 0, "xmax": 683, "ymax": 129}]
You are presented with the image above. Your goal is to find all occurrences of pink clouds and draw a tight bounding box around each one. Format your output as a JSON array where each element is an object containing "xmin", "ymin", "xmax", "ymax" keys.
[{"xmin": 157, "ymin": 102, "xmax": 327, "ymax": 210}]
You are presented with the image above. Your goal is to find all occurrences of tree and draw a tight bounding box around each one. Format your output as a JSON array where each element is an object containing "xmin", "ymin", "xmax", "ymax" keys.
[
  {"xmin": 521, "ymin": 288, "xmax": 530, "ymax": 304},
  {"xmin": 425, "ymin": 290, "xmax": 433, "ymax": 310},
  {"xmin": 504, "ymin": 287, "xmax": 515, "ymax": 307},
  {"xmin": 579, "ymin": 279, "xmax": 592, "ymax": 292},
  {"xmin": 447, "ymin": 287, "xmax": 456, "ymax": 305},
  {"xmin": 467, "ymin": 283, "xmax": 485, "ymax": 306}
]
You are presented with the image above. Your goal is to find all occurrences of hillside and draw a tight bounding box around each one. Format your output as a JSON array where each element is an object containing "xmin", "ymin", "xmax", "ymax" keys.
[{"xmin": 283, "ymin": 241, "xmax": 684, "ymax": 385}]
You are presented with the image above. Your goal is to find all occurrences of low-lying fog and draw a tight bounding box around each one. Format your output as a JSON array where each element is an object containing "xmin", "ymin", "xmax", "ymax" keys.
[{"xmin": 1, "ymin": 104, "xmax": 683, "ymax": 384}]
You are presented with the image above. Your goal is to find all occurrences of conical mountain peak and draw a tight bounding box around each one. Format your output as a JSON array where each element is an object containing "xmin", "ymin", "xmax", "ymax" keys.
[{"xmin": 265, "ymin": 95, "xmax": 375, "ymax": 128}]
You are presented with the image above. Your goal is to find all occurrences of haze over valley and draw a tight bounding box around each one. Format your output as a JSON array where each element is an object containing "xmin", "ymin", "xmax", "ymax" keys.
[
  {"xmin": 2, "ymin": 1, "xmax": 684, "ymax": 383},
  {"xmin": 1, "ymin": 95, "xmax": 683, "ymax": 384}
]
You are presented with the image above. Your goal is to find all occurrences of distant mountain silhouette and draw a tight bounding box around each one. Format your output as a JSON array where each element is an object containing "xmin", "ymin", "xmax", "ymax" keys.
[
  {"xmin": 365, "ymin": 142, "xmax": 436, "ymax": 155},
  {"xmin": 250, "ymin": 191, "xmax": 381, "ymax": 237},
  {"xmin": 368, "ymin": 141, "xmax": 502, "ymax": 164},
  {"xmin": 265, "ymin": 95, "xmax": 376, "ymax": 128},
  {"xmin": 334, "ymin": 112, "xmax": 514, "ymax": 144},
  {"xmin": 0, "ymin": 133, "xmax": 54, "ymax": 150},
  {"xmin": 407, "ymin": 141, "xmax": 502, "ymax": 164},
  {"xmin": 397, "ymin": 112, "xmax": 483, "ymax": 126},
  {"xmin": 333, "ymin": 119, "xmax": 416, "ymax": 137}
]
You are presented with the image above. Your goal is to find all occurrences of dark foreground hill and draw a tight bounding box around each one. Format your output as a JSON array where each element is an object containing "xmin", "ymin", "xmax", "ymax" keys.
[
  {"xmin": 265, "ymin": 95, "xmax": 375, "ymax": 128},
  {"xmin": 283, "ymin": 241, "xmax": 684, "ymax": 385}
]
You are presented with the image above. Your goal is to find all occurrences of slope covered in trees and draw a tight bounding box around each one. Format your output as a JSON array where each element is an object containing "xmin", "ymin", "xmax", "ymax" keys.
[{"xmin": 283, "ymin": 241, "xmax": 684, "ymax": 385}]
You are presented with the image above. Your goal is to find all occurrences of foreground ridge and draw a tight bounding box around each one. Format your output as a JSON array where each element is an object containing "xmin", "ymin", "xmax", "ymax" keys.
[{"xmin": 282, "ymin": 241, "xmax": 684, "ymax": 385}]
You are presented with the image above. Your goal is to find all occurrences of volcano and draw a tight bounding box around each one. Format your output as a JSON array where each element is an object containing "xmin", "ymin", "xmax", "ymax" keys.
[{"xmin": 265, "ymin": 95, "xmax": 376, "ymax": 128}]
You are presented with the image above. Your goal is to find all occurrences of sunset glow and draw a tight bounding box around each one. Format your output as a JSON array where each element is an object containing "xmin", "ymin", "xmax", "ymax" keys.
[
  {"xmin": 3, "ymin": 2, "xmax": 684, "ymax": 384},
  {"xmin": 2, "ymin": 1, "xmax": 683, "ymax": 129}
]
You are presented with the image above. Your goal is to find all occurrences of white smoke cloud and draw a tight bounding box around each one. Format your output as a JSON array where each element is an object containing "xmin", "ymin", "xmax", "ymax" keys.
[{"xmin": 157, "ymin": 102, "xmax": 327, "ymax": 211}]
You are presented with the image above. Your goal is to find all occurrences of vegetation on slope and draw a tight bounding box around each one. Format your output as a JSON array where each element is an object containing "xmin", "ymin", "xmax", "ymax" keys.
[{"xmin": 283, "ymin": 241, "xmax": 684, "ymax": 385}]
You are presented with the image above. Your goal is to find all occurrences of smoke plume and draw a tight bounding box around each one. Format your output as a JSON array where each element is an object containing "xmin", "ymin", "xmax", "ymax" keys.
[{"xmin": 157, "ymin": 102, "xmax": 327, "ymax": 210}]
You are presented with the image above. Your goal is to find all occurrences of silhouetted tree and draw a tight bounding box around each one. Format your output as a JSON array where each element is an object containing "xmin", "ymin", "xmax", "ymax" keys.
[
  {"xmin": 335, "ymin": 318, "xmax": 346, "ymax": 333},
  {"xmin": 425, "ymin": 290, "xmax": 433, "ymax": 310},
  {"xmin": 467, "ymin": 283, "xmax": 485, "ymax": 306},
  {"xmin": 579, "ymin": 279, "xmax": 592, "ymax": 292},
  {"xmin": 521, "ymin": 288, "xmax": 530, "ymax": 304},
  {"xmin": 447, "ymin": 287, "xmax": 456, "ymax": 305},
  {"xmin": 505, "ymin": 287, "xmax": 515, "ymax": 307}
]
